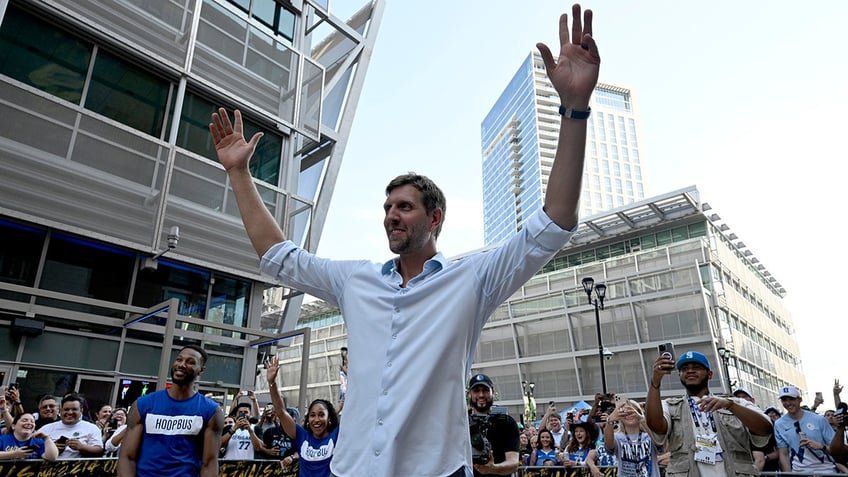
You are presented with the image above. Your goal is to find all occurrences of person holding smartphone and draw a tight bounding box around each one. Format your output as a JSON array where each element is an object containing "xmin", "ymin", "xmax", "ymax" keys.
[
  {"xmin": 0, "ymin": 413, "xmax": 58, "ymax": 461},
  {"xmin": 774, "ymin": 385, "xmax": 838, "ymax": 474},
  {"xmin": 221, "ymin": 402, "xmax": 256, "ymax": 460},
  {"xmin": 645, "ymin": 350, "xmax": 772, "ymax": 477}
]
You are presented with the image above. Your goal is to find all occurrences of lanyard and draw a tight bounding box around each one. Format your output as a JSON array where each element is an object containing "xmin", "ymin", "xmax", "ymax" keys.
[{"xmin": 688, "ymin": 397, "xmax": 717, "ymax": 433}]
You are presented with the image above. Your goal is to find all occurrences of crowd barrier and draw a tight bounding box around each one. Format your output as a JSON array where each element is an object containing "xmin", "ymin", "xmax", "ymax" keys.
[
  {"xmin": 517, "ymin": 466, "xmax": 616, "ymax": 477},
  {"xmin": 0, "ymin": 458, "xmax": 297, "ymax": 477}
]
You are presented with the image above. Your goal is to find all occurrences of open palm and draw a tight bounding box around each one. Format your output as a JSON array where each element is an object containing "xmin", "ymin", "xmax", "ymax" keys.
[{"xmin": 209, "ymin": 108, "xmax": 263, "ymax": 172}]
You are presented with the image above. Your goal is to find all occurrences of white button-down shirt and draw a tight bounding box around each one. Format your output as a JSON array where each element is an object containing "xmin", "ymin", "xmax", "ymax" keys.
[{"xmin": 261, "ymin": 208, "xmax": 574, "ymax": 477}]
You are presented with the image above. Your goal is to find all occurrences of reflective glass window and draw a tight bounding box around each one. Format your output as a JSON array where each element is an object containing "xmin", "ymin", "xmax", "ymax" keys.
[
  {"xmin": 176, "ymin": 93, "xmax": 282, "ymax": 186},
  {"xmin": 0, "ymin": 220, "xmax": 45, "ymax": 300},
  {"xmin": 0, "ymin": 5, "xmax": 92, "ymax": 103},
  {"xmin": 85, "ymin": 50, "xmax": 171, "ymax": 137},
  {"xmin": 133, "ymin": 260, "xmax": 210, "ymax": 319},
  {"xmin": 207, "ymin": 275, "xmax": 251, "ymax": 337},
  {"xmin": 37, "ymin": 234, "xmax": 134, "ymax": 316}
]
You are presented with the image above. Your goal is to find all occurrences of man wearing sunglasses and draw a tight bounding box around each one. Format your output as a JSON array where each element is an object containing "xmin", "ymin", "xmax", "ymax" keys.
[{"xmin": 774, "ymin": 385, "xmax": 838, "ymax": 474}]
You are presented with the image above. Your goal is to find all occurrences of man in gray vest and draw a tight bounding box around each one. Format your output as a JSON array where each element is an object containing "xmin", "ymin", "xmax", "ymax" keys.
[{"xmin": 646, "ymin": 350, "xmax": 772, "ymax": 477}]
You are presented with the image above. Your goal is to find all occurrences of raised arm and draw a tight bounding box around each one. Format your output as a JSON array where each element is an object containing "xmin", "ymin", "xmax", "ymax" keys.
[
  {"xmin": 646, "ymin": 354, "xmax": 674, "ymax": 436},
  {"xmin": 209, "ymin": 109, "xmax": 285, "ymax": 257},
  {"xmin": 266, "ymin": 357, "xmax": 298, "ymax": 439},
  {"xmin": 536, "ymin": 4, "xmax": 601, "ymax": 230}
]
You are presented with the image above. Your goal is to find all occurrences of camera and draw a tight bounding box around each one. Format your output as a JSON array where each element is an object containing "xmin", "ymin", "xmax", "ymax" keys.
[{"xmin": 469, "ymin": 414, "xmax": 492, "ymax": 465}]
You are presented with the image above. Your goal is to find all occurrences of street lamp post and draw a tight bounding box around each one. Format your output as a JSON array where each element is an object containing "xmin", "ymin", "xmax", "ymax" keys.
[
  {"xmin": 716, "ymin": 339, "xmax": 736, "ymax": 393},
  {"xmin": 582, "ymin": 277, "xmax": 608, "ymax": 395},
  {"xmin": 521, "ymin": 380, "xmax": 536, "ymax": 425}
]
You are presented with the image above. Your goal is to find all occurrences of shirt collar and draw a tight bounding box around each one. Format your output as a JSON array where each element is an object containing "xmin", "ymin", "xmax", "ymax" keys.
[{"xmin": 381, "ymin": 253, "xmax": 448, "ymax": 279}]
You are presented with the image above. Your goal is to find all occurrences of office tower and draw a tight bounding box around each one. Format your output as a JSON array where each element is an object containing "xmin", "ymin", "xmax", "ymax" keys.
[
  {"xmin": 274, "ymin": 187, "xmax": 806, "ymax": 412},
  {"xmin": 482, "ymin": 51, "xmax": 646, "ymax": 245},
  {"xmin": 0, "ymin": 0, "xmax": 382, "ymax": 412}
]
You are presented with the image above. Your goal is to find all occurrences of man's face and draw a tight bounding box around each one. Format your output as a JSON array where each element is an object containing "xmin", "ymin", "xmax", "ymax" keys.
[
  {"xmin": 468, "ymin": 385, "xmax": 493, "ymax": 413},
  {"xmin": 766, "ymin": 410, "xmax": 781, "ymax": 422},
  {"xmin": 780, "ymin": 396, "xmax": 802, "ymax": 414},
  {"xmin": 548, "ymin": 415, "xmax": 562, "ymax": 432},
  {"xmin": 171, "ymin": 348, "xmax": 205, "ymax": 386},
  {"xmin": 678, "ymin": 363, "xmax": 711, "ymax": 392},
  {"xmin": 60, "ymin": 400, "xmax": 82, "ymax": 425},
  {"xmin": 734, "ymin": 392, "xmax": 755, "ymax": 404},
  {"xmin": 383, "ymin": 184, "xmax": 439, "ymax": 255},
  {"xmin": 39, "ymin": 399, "xmax": 59, "ymax": 420},
  {"xmin": 825, "ymin": 410, "xmax": 835, "ymax": 424}
]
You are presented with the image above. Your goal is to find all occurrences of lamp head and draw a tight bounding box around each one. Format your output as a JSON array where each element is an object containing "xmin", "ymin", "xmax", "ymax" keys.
[{"xmin": 581, "ymin": 277, "xmax": 594, "ymax": 297}]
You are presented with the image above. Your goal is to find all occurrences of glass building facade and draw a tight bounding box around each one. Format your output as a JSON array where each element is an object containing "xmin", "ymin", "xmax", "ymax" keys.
[
  {"xmin": 0, "ymin": 0, "xmax": 383, "ymax": 414},
  {"xmin": 277, "ymin": 187, "xmax": 806, "ymax": 417},
  {"xmin": 481, "ymin": 52, "xmax": 646, "ymax": 245}
]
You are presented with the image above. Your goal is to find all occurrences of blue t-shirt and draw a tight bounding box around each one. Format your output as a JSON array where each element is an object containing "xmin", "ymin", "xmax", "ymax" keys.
[
  {"xmin": 295, "ymin": 425, "xmax": 339, "ymax": 477},
  {"xmin": 534, "ymin": 448, "xmax": 558, "ymax": 465},
  {"xmin": 135, "ymin": 390, "xmax": 219, "ymax": 477},
  {"xmin": 0, "ymin": 434, "xmax": 46, "ymax": 459},
  {"xmin": 775, "ymin": 411, "xmax": 837, "ymax": 472}
]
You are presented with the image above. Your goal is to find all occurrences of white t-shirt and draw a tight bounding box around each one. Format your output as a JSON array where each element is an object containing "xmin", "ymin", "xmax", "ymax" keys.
[
  {"xmin": 223, "ymin": 428, "xmax": 254, "ymax": 460},
  {"xmin": 41, "ymin": 419, "xmax": 103, "ymax": 459}
]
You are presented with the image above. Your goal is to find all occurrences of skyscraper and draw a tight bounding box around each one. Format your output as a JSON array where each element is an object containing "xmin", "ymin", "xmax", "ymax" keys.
[{"xmin": 482, "ymin": 51, "xmax": 646, "ymax": 245}]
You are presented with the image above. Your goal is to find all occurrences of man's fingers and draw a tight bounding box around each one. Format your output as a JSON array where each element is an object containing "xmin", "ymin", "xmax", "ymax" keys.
[
  {"xmin": 536, "ymin": 43, "xmax": 556, "ymax": 73},
  {"xmin": 570, "ymin": 4, "xmax": 582, "ymax": 46},
  {"xmin": 583, "ymin": 8, "xmax": 593, "ymax": 39}
]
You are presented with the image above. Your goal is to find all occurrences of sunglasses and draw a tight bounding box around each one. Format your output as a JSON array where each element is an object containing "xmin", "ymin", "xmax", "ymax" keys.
[{"xmin": 794, "ymin": 421, "xmax": 801, "ymax": 434}]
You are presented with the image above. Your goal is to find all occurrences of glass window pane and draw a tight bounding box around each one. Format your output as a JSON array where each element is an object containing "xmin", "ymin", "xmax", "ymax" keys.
[
  {"xmin": 0, "ymin": 6, "xmax": 91, "ymax": 103},
  {"xmin": 206, "ymin": 275, "xmax": 251, "ymax": 337},
  {"xmin": 176, "ymin": 93, "xmax": 218, "ymax": 159},
  {"xmin": 85, "ymin": 50, "xmax": 170, "ymax": 137},
  {"xmin": 133, "ymin": 260, "xmax": 210, "ymax": 319},
  {"xmin": 0, "ymin": 220, "xmax": 45, "ymax": 299},
  {"xmin": 37, "ymin": 233, "xmax": 134, "ymax": 314},
  {"xmin": 244, "ymin": 120, "xmax": 281, "ymax": 185}
]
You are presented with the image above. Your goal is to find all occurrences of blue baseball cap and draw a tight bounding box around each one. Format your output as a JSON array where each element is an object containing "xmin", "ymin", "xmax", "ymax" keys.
[{"xmin": 676, "ymin": 351, "xmax": 711, "ymax": 370}]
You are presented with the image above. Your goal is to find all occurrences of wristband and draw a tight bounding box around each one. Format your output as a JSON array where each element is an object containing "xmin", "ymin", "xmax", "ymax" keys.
[{"xmin": 558, "ymin": 105, "xmax": 591, "ymax": 119}]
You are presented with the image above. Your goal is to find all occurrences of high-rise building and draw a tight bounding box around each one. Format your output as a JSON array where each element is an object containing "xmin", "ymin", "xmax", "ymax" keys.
[
  {"xmin": 273, "ymin": 187, "xmax": 806, "ymax": 414},
  {"xmin": 0, "ymin": 0, "xmax": 383, "ymax": 412},
  {"xmin": 482, "ymin": 51, "xmax": 646, "ymax": 245}
]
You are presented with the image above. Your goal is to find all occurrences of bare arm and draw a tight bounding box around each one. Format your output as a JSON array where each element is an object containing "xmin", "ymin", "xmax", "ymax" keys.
[
  {"xmin": 209, "ymin": 109, "xmax": 284, "ymax": 257},
  {"xmin": 200, "ymin": 407, "xmax": 225, "ymax": 477},
  {"xmin": 698, "ymin": 397, "xmax": 772, "ymax": 437},
  {"xmin": 778, "ymin": 446, "xmax": 791, "ymax": 472},
  {"xmin": 832, "ymin": 416, "xmax": 846, "ymax": 459},
  {"xmin": 646, "ymin": 355, "xmax": 674, "ymax": 435},
  {"xmin": 39, "ymin": 435, "xmax": 59, "ymax": 461},
  {"xmin": 266, "ymin": 357, "xmax": 298, "ymax": 439},
  {"xmin": 536, "ymin": 4, "xmax": 601, "ymax": 230},
  {"xmin": 118, "ymin": 405, "xmax": 144, "ymax": 477}
]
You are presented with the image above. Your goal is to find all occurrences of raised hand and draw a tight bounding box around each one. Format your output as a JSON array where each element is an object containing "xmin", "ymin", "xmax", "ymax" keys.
[
  {"xmin": 536, "ymin": 4, "xmax": 600, "ymax": 109},
  {"xmin": 209, "ymin": 108, "xmax": 263, "ymax": 173},
  {"xmin": 266, "ymin": 356, "xmax": 280, "ymax": 384}
]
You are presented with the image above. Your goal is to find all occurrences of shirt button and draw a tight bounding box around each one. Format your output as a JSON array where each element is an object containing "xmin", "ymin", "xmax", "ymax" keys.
[
  {"xmin": 378, "ymin": 419, "xmax": 384, "ymax": 425},
  {"xmin": 375, "ymin": 450, "xmax": 381, "ymax": 456},
  {"xmin": 387, "ymin": 362, "xmax": 392, "ymax": 367},
  {"xmin": 392, "ymin": 333, "xmax": 398, "ymax": 339},
  {"xmin": 382, "ymin": 390, "xmax": 388, "ymax": 396}
]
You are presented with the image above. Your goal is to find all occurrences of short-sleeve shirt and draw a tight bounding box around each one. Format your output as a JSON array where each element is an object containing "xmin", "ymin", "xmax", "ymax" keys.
[
  {"xmin": 775, "ymin": 411, "xmax": 837, "ymax": 473},
  {"xmin": 0, "ymin": 434, "xmax": 47, "ymax": 459},
  {"xmin": 40, "ymin": 419, "xmax": 103, "ymax": 459},
  {"xmin": 473, "ymin": 413, "xmax": 520, "ymax": 477},
  {"xmin": 295, "ymin": 425, "xmax": 339, "ymax": 477},
  {"xmin": 613, "ymin": 431, "xmax": 659, "ymax": 477}
]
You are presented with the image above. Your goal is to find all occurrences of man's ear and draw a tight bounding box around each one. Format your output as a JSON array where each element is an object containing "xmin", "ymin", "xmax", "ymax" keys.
[
  {"xmin": 429, "ymin": 208, "xmax": 443, "ymax": 232},
  {"xmin": 707, "ymin": 370, "xmax": 713, "ymax": 380}
]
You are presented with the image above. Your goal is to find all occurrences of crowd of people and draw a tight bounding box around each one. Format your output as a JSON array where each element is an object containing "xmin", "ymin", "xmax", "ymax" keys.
[{"xmin": 477, "ymin": 351, "xmax": 848, "ymax": 477}]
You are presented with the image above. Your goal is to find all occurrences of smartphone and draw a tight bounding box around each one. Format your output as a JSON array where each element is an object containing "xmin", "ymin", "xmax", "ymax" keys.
[
  {"xmin": 55, "ymin": 436, "xmax": 68, "ymax": 445},
  {"xmin": 815, "ymin": 392, "xmax": 824, "ymax": 401},
  {"xmin": 241, "ymin": 390, "xmax": 249, "ymax": 396},
  {"xmin": 615, "ymin": 393, "xmax": 628, "ymax": 409},
  {"xmin": 9, "ymin": 382, "xmax": 18, "ymax": 390},
  {"xmin": 799, "ymin": 431, "xmax": 807, "ymax": 440},
  {"xmin": 549, "ymin": 400, "xmax": 555, "ymax": 406},
  {"xmin": 238, "ymin": 411, "xmax": 248, "ymax": 419},
  {"xmin": 658, "ymin": 342, "xmax": 675, "ymax": 360}
]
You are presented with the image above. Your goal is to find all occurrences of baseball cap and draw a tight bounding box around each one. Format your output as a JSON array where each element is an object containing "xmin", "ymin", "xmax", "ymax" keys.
[
  {"xmin": 733, "ymin": 387, "xmax": 752, "ymax": 398},
  {"xmin": 468, "ymin": 374, "xmax": 493, "ymax": 390},
  {"xmin": 676, "ymin": 351, "xmax": 711, "ymax": 370},
  {"xmin": 764, "ymin": 406, "xmax": 781, "ymax": 415},
  {"xmin": 778, "ymin": 385, "xmax": 801, "ymax": 399}
]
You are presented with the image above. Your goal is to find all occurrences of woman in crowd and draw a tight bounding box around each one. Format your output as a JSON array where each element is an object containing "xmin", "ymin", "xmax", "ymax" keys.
[
  {"xmin": 267, "ymin": 356, "xmax": 339, "ymax": 477},
  {"xmin": 0, "ymin": 413, "xmax": 58, "ymax": 460},
  {"xmin": 530, "ymin": 428, "xmax": 559, "ymax": 467},
  {"xmin": 603, "ymin": 400, "xmax": 660, "ymax": 477},
  {"xmin": 519, "ymin": 432, "xmax": 532, "ymax": 465},
  {"xmin": 564, "ymin": 420, "xmax": 597, "ymax": 467},
  {"xmin": 103, "ymin": 407, "xmax": 128, "ymax": 457}
]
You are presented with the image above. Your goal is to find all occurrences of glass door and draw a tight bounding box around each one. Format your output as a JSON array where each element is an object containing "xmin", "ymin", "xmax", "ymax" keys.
[{"xmin": 76, "ymin": 375, "xmax": 116, "ymax": 420}]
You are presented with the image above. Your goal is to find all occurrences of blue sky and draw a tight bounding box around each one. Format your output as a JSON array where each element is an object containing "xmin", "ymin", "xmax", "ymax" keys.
[{"xmin": 316, "ymin": 1, "xmax": 848, "ymax": 407}]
